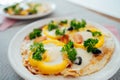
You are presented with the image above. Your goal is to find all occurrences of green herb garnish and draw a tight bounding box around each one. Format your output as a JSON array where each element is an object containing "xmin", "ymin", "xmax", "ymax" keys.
[
  {"xmin": 29, "ymin": 28, "xmax": 42, "ymax": 40},
  {"xmin": 70, "ymin": 19, "xmax": 86, "ymax": 30},
  {"xmin": 81, "ymin": 19, "xmax": 86, "ymax": 27},
  {"xmin": 48, "ymin": 21, "xmax": 58, "ymax": 31},
  {"xmin": 84, "ymin": 38, "xmax": 98, "ymax": 52},
  {"xmin": 92, "ymin": 31, "xmax": 102, "ymax": 37},
  {"xmin": 4, "ymin": 3, "xmax": 21, "ymax": 14},
  {"xmin": 55, "ymin": 29, "xmax": 65, "ymax": 36},
  {"xmin": 29, "ymin": 32, "xmax": 36, "ymax": 40},
  {"xmin": 59, "ymin": 20, "xmax": 68, "ymax": 24},
  {"xmin": 4, "ymin": 7, "xmax": 9, "ymax": 12},
  {"xmin": 11, "ymin": 3, "xmax": 19, "ymax": 9},
  {"xmin": 29, "ymin": 8, "xmax": 37, "ymax": 14},
  {"xmin": 61, "ymin": 41, "xmax": 77, "ymax": 62},
  {"xmin": 14, "ymin": 7, "xmax": 22, "ymax": 15},
  {"xmin": 30, "ymin": 42, "xmax": 46, "ymax": 60}
]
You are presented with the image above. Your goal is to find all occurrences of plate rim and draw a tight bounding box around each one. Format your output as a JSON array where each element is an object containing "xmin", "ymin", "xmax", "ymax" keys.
[{"xmin": 8, "ymin": 17, "xmax": 120, "ymax": 80}]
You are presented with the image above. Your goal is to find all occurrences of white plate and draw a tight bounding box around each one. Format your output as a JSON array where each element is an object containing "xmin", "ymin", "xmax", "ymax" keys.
[
  {"xmin": 8, "ymin": 17, "xmax": 120, "ymax": 80},
  {"xmin": 1, "ymin": 1, "xmax": 55, "ymax": 19}
]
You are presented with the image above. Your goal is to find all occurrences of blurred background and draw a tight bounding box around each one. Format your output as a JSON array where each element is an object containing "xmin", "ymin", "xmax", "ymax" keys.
[{"xmin": 0, "ymin": 0, "xmax": 23, "ymax": 6}]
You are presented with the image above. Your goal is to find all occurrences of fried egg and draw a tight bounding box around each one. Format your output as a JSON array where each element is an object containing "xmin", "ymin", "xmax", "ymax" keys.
[
  {"xmin": 42, "ymin": 25, "xmax": 67, "ymax": 39},
  {"xmin": 71, "ymin": 48, "xmax": 93, "ymax": 70},
  {"xmin": 28, "ymin": 40, "xmax": 69, "ymax": 74},
  {"xmin": 21, "ymin": 19, "xmax": 115, "ymax": 78}
]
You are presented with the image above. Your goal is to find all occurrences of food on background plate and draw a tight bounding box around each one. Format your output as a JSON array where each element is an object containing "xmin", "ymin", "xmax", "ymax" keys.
[
  {"xmin": 21, "ymin": 19, "xmax": 115, "ymax": 77},
  {"xmin": 4, "ymin": 2, "xmax": 48, "ymax": 16}
]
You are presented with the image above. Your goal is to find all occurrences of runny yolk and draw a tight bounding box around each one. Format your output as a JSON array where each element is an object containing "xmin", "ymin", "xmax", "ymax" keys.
[{"xmin": 28, "ymin": 40, "xmax": 69, "ymax": 74}]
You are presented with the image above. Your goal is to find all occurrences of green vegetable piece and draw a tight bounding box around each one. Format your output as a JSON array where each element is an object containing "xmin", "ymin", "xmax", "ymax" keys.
[
  {"xmin": 92, "ymin": 31, "xmax": 102, "ymax": 37},
  {"xmin": 61, "ymin": 41, "xmax": 77, "ymax": 62},
  {"xmin": 84, "ymin": 38, "xmax": 98, "ymax": 47},
  {"xmin": 70, "ymin": 19, "xmax": 77, "ymax": 28},
  {"xmin": 29, "ymin": 28, "xmax": 42, "ymax": 40},
  {"xmin": 87, "ymin": 46, "xmax": 94, "ymax": 52},
  {"xmin": 67, "ymin": 48, "xmax": 77, "ymax": 62},
  {"xmin": 48, "ymin": 21, "xmax": 58, "ymax": 31},
  {"xmin": 33, "ymin": 29, "xmax": 42, "ymax": 37},
  {"xmin": 4, "ymin": 7, "xmax": 9, "ymax": 11},
  {"xmin": 29, "ymin": 32, "xmax": 36, "ymax": 40},
  {"xmin": 84, "ymin": 38, "xmax": 98, "ymax": 52},
  {"xmin": 30, "ymin": 43, "xmax": 46, "ymax": 61},
  {"xmin": 55, "ymin": 29, "xmax": 65, "ymax": 36},
  {"xmin": 30, "ymin": 43, "xmax": 45, "ymax": 53},
  {"xmin": 14, "ymin": 8, "xmax": 22, "ymax": 14},
  {"xmin": 70, "ymin": 19, "xmax": 86, "ymax": 30},
  {"xmin": 32, "ymin": 51, "xmax": 42, "ymax": 60},
  {"xmin": 29, "ymin": 8, "xmax": 37, "ymax": 14},
  {"xmin": 4, "ymin": 3, "xmax": 19, "ymax": 12},
  {"xmin": 62, "ymin": 41, "xmax": 74, "ymax": 52},
  {"xmin": 30, "ymin": 3, "xmax": 41, "ymax": 14},
  {"xmin": 11, "ymin": 3, "xmax": 19, "ymax": 9},
  {"xmin": 81, "ymin": 19, "xmax": 86, "ymax": 28},
  {"xmin": 59, "ymin": 20, "xmax": 68, "ymax": 24}
]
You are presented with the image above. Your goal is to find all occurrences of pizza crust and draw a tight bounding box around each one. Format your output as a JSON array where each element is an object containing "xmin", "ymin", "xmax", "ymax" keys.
[{"xmin": 61, "ymin": 36, "xmax": 115, "ymax": 77}]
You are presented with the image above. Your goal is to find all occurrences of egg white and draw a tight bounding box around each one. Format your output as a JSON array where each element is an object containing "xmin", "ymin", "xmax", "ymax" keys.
[
  {"xmin": 78, "ymin": 31, "xmax": 93, "ymax": 41},
  {"xmin": 71, "ymin": 48, "xmax": 93, "ymax": 70},
  {"xmin": 47, "ymin": 30, "xmax": 56, "ymax": 36},
  {"xmin": 44, "ymin": 43, "xmax": 64, "ymax": 65}
]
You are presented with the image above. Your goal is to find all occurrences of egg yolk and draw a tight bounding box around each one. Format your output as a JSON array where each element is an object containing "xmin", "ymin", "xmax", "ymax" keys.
[
  {"xmin": 29, "ymin": 52, "xmax": 69, "ymax": 74},
  {"xmin": 88, "ymin": 28, "xmax": 105, "ymax": 48},
  {"xmin": 28, "ymin": 40, "xmax": 69, "ymax": 74},
  {"xmin": 43, "ymin": 24, "xmax": 104, "ymax": 49},
  {"xmin": 95, "ymin": 35, "xmax": 104, "ymax": 48},
  {"xmin": 42, "ymin": 39, "xmax": 65, "ymax": 46},
  {"xmin": 29, "ymin": 54, "xmax": 69, "ymax": 74},
  {"xmin": 69, "ymin": 27, "xmax": 104, "ymax": 49}
]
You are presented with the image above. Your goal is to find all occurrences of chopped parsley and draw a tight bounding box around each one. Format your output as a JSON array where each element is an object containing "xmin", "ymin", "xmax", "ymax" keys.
[
  {"xmin": 48, "ymin": 21, "xmax": 58, "ymax": 31},
  {"xmin": 59, "ymin": 20, "xmax": 68, "ymax": 24},
  {"xmin": 30, "ymin": 42, "xmax": 46, "ymax": 60},
  {"xmin": 81, "ymin": 19, "xmax": 86, "ymax": 27},
  {"xmin": 70, "ymin": 19, "xmax": 86, "ymax": 30},
  {"xmin": 84, "ymin": 38, "xmax": 98, "ymax": 52},
  {"xmin": 4, "ymin": 3, "xmax": 18, "ymax": 11},
  {"xmin": 29, "ymin": 28, "xmax": 42, "ymax": 40},
  {"xmin": 29, "ymin": 8, "xmax": 37, "ymax": 14},
  {"xmin": 92, "ymin": 31, "xmax": 102, "ymax": 37},
  {"xmin": 87, "ymin": 30, "xmax": 102, "ymax": 37},
  {"xmin": 55, "ymin": 29, "xmax": 65, "ymax": 36},
  {"xmin": 61, "ymin": 41, "xmax": 77, "ymax": 62},
  {"xmin": 28, "ymin": 3, "xmax": 40, "ymax": 14},
  {"xmin": 4, "ymin": 3, "xmax": 22, "ymax": 15}
]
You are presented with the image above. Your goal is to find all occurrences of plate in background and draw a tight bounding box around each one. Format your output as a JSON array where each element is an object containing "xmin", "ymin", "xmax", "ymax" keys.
[{"xmin": 1, "ymin": 1, "xmax": 55, "ymax": 19}]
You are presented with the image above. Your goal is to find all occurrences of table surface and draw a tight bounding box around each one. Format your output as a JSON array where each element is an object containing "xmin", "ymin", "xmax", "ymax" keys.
[{"xmin": 0, "ymin": 0, "xmax": 120, "ymax": 80}]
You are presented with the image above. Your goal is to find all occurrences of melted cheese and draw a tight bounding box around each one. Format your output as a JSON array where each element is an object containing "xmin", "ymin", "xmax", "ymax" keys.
[
  {"xmin": 71, "ymin": 48, "xmax": 93, "ymax": 70},
  {"xmin": 79, "ymin": 31, "xmax": 93, "ymax": 41}
]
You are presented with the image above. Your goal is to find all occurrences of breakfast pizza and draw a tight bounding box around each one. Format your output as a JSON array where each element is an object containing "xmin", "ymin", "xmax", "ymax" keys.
[{"xmin": 21, "ymin": 19, "xmax": 115, "ymax": 77}]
